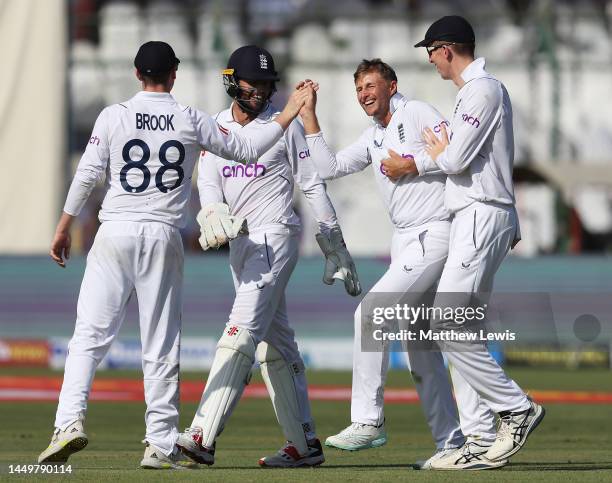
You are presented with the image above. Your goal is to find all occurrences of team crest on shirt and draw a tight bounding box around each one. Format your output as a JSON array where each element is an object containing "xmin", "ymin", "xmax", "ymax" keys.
[
  {"xmin": 259, "ymin": 54, "xmax": 268, "ymax": 69},
  {"xmin": 397, "ymin": 123, "xmax": 405, "ymax": 143}
]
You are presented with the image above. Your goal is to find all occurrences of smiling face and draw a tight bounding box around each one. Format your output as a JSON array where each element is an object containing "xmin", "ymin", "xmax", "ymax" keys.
[
  {"xmin": 236, "ymin": 78, "xmax": 274, "ymax": 113},
  {"xmin": 354, "ymin": 71, "xmax": 397, "ymax": 126}
]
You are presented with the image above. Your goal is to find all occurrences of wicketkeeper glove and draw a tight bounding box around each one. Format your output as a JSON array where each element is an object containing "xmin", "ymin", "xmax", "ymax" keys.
[
  {"xmin": 197, "ymin": 202, "xmax": 247, "ymax": 251},
  {"xmin": 316, "ymin": 226, "xmax": 361, "ymax": 297}
]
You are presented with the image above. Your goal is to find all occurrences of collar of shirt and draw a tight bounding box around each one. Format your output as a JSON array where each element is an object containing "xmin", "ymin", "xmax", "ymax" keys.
[
  {"xmin": 220, "ymin": 102, "xmax": 277, "ymax": 125},
  {"xmin": 133, "ymin": 91, "xmax": 176, "ymax": 102},
  {"xmin": 460, "ymin": 57, "xmax": 495, "ymax": 84},
  {"xmin": 372, "ymin": 92, "xmax": 406, "ymax": 128},
  {"xmin": 372, "ymin": 92, "xmax": 407, "ymax": 147}
]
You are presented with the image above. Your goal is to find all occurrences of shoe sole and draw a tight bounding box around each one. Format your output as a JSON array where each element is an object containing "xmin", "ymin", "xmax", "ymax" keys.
[
  {"xmin": 38, "ymin": 436, "xmax": 88, "ymax": 463},
  {"xmin": 258, "ymin": 456, "xmax": 325, "ymax": 468},
  {"xmin": 432, "ymin": 459, "xmax": 508, "ymax": 471},
  {"xmin": 488, "ymin": 405, "xmax": 546, "ymax": 462},
  {"xmin": 176, "ymin": 445, "xmax": 214, "ymax": 466},
  {"xmin": 140, "ymin": 461, "xmax": 188, "ymax": 470},
  {"xmin": 324, "ymin": 437, "xmax": 387, "ymax": 451}
]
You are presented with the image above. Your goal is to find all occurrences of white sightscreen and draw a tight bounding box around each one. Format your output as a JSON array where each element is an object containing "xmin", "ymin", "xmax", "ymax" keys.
[{"xmin": 0, "ymin": 0, "xmax": 66, "ymax": 253}]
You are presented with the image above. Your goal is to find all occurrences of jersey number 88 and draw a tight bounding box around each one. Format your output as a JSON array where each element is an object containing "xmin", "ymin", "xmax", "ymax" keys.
[{"xmin": 120, "ymin": 139, "xmax": 185, "ymax": 193}]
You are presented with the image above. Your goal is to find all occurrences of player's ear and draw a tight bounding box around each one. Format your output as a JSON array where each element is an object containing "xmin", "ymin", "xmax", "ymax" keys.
[
  {"xmin": 135, "ymin": 68, "xmax": 143, "ymax": 82},
  {"xmin": 389, "ymin": 79, "xmax": 398, "ymax": 96},
  {"xmin": 444, "ymin": 46, "xmax": 453, "ymax": 62}
]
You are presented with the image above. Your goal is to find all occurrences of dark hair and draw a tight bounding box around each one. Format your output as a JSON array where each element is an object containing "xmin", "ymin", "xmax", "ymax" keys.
[
  {"xmin": 449, "ymin": 43, "xmax": 475, "ymax": 58},
  {"xmin": 140, "ymin": 69, "xmax": 174, "ymax": 86},
  {"xmin": 353, "ymin": 58, "xmax": 397, "ymax": 83}
]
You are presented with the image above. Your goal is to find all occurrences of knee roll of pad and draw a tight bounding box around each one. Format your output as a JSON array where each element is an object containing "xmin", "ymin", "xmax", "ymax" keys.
[{"xmin": 257, "ymin": 342, "xmax": 309, "ymax": 455}]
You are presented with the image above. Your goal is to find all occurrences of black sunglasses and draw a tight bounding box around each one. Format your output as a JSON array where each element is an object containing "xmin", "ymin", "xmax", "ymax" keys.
[{"xmin": 426, "ymin": 43, "xmax": 456, "ymax": 56}]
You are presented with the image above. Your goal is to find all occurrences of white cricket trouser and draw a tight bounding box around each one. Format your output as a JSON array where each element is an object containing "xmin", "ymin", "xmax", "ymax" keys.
[
  {"xmin": 227, "ymin": 225, "xmax": 315, "ymax": 439},
  {"xmin": 352, "ymin": 220, "xmax": 465, "ymax": 450},
  {"xmin": 54, "ymin": 221, "xmax": 183, "ymax": 456},
  {"xmin": 433, "ymin": 202, "xmax": 530, "ymax": 442}
]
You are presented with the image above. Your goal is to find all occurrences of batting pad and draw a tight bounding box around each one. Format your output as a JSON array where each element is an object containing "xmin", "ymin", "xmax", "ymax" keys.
[
  {"xmin": 192, "ymin": 326, "xmax": 256, "ymax": 448},
  {"xmin": 257, "ymin": 342, "xmax": 309, "ymax": 455}
]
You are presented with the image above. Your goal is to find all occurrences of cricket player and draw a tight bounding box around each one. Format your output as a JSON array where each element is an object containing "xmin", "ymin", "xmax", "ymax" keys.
[
  {"xmin": 402, "ymin": 15, "xmax": 545, "ymax": 469},
  {"xmin": 175, "ymin": 45, "xmax": 359, "ymax": 468},
  {"xmin": 37, "ymin": 41, "xmax": 310, "ymax": 470},
  {"xmin": 298, "ymin": 59, "xmax": 471, "ymax": 469}
]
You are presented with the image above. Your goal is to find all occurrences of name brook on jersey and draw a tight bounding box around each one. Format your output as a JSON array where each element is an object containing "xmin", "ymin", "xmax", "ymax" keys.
[{"xmin": 136, "ymin": 113, "xmax": 175, "ymax": 131}]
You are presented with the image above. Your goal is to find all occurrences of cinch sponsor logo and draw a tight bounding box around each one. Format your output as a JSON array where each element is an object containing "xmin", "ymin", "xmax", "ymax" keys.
[
  {"xmin": 89, "ymin": 135, "xmax": 100, "ymax": 145},
  {"xmin": 433, "ymin": 120, "xmax": 450, "ymax": 133},
  {"xmin": 222, "ymin": 163, "xmax": 266, "ymax": 178},
  {"xmin": 298, "ymin": 148, "xmax": 310, "ymax": 159},
  {"xmin": 461, "ymin": 113, "xmax": 480, "ymax": 128}
]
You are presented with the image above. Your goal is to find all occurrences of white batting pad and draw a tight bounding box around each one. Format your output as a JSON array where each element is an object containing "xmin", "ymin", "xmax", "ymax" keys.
[
  {"xmin": 192, "ymin": 325, "xmax": 256, "ymax": 447},
  {"xmin": 257, "ymin": 342, "xmax": 309, "ymax": 455}
]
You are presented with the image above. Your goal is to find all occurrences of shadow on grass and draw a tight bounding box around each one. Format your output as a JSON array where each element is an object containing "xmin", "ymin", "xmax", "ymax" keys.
[
  {"xmin": 504, "ymin": 461, "xmax": 612, "ymax": 471},
  {"xmin": 216, "ymin": 461, "xmax": 612, "ymax": 472}
]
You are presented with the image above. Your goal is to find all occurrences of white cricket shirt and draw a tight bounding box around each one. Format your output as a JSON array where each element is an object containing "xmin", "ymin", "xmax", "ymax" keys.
[
  {"xmin": 198, "ymin": 103, "xmax": 338, "ymax": 233},
  {"xmin": 433, "ymin": 58, "xmax": 516, "ymax": 212},
  {"xmin": 306, "ymin": 93, "xmax": 450, "ymax": 231},
  {"xmin": 63, "ymin": 91, "xmax": 283, "ymax": 228}
]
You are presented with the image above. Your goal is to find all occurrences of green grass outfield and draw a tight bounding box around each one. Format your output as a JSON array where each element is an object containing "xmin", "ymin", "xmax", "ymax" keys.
[{"xmin": 1, "ymin": 368, "xmax": 612, "ymax": 481}]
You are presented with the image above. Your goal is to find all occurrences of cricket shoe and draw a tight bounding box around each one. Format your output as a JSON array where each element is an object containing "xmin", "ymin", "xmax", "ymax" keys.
[
  {"xmin": 430, "ymin": 438, "xmax": 508, "ymax": 470},
  {"xmin": 38, "ymin": 419, "xmax": 88, "ymax": 463},
  {"xmin": 486, "ymin": 399, "xmax": 546, "ymax": 462},
  {"xmin": 176, "ymin": 427, "xmax": 215, "ymax": 465},
  {"xmin": 325, "ymin": 422, "xmax": 387, "ymax": 451},
  {"xmin": 140, "ymin": 442, "xmax": 198, "ymax": 470},
  {"xmin": 258, "ymin": 439, "xmax": 325, "ymax": 468},
  {"xmin": 414, "ymin": 447, "xmax": 462, "ymax": 470}
]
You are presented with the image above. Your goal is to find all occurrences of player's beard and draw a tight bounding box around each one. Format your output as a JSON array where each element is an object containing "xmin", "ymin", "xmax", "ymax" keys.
[{"xmin": 236, "ymin": 94, "xmax": 269, "ymax": 115}]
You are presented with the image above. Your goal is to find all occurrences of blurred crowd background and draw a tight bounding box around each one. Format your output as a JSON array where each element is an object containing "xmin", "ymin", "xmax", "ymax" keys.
[{"xmin": 2, "ymin": 0, "xmax": 612, "ymax": 257}]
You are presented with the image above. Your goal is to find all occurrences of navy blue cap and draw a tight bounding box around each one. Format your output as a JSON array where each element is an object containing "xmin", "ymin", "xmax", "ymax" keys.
[
  {"xmin": 414, "ymin": 16, "xmax": 475, "ymax": 48},
  {"xmin": 223, "ymin": 45, "xmax": 279, "ymax": 81},
  {"xmin": 134, "ymin": 41, "xmax": 180, "ymax": 75}
]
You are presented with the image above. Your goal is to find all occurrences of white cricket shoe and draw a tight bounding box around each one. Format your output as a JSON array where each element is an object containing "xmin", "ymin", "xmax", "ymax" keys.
[
  {"xmin": 258, "ymin": 439, "xmax": 325, "ymax": 468},
  {"xmin": 414, "ymin": 447, "xmax": 461, "ymax": 470},
  {"xmin": 38, "ymin": 419, "xmax": 88, "ymax": 463},
  {"xmin": 325, "ymin": 422, "xmax": 387, "ymax": 451},
  {"xmin": 176, "ymin": 427, "xmax": 215, "ymax": 465},
  {"xmin": 430, "ymin": 438, "xmax": 508, "ymax": 470},
  {"xmin": 140, "ymin": 442, "xmax": 198, "ymax": 470},
  {"xmin": 486, "ymin": 399, "xmax": 546, "ymax": 462}
]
